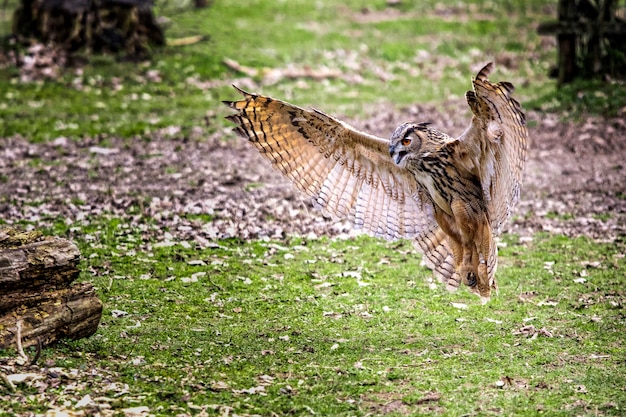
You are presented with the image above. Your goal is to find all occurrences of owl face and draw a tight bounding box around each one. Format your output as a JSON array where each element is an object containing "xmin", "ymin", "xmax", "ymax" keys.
[{"xmin": 389, "ymin": 122, "xmax": 430, "ymax": 167}]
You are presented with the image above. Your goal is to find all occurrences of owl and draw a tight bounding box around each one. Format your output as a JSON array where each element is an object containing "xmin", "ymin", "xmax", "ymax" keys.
[{"xmin": 224, "ymin": 63, "xmax": 528, "ymax": 303}]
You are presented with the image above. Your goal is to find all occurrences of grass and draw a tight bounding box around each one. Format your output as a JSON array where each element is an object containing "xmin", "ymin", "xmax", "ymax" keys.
[
  {"xmin": 1, "ymin": 218, "xmax": 624, "ymax": 415},
  {"xmin": 1, "ymin": 0, "xmax": 626, "ymax": 415},
  {"xmin": 5, "ymin": 0, "xmax": 623, "ymax": 141},
  {"xmin": 3, "ymin": 0, "xmax": 622, "ymax": 143},
  {"xmin": 1, "ymin": 0, "xmax": 560, "ymax": 142},
  {"xmin": 527, "ymin": 78, "xmax": 626, "ymax": 119}
]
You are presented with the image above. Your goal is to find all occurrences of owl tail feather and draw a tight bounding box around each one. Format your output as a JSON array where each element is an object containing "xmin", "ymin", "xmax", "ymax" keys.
[
  {"xmin": 414, "ymin": 226, "xmax": 456, "ymax": 288},
  {"xmin": 415, "ymin": 225, "xmax": 499, "ymax": 302}
]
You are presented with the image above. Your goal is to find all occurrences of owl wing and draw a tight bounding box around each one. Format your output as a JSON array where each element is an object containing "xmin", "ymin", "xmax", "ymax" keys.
[
  {"xmin": 456, "ymin": 62, "xmax": 528, "ymax": 235},
  {"xmin": 223, "ymin": 86, "xmax": 438, "ymax": 241}
]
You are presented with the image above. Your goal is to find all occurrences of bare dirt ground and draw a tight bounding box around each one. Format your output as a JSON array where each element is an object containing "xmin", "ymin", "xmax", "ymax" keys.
[{"xmin": 1, "ymin": 103, "xmax": 625, "ymax": 246}]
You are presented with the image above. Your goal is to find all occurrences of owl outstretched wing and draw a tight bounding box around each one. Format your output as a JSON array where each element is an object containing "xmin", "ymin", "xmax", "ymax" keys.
[
  {"xmin": 223, "ymin": 86, "xmax": 437, "ymax": 241},
  {"xmin": 456, "ymin": 62, "xmax": 528, "ymax": 235}
]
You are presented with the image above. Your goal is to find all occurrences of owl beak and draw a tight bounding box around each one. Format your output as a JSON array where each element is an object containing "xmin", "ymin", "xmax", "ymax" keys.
[
  {"xmin": 389, "ymin": 143, "xmax": 408, "ymax": 165},
  {"xmin": 391, "ymin": 150, "xmax": 408, "ymax": 166}
]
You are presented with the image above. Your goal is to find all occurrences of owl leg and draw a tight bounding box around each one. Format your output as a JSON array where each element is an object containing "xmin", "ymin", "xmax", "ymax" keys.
[
  {"xmin": 447, "ymin": 200, "xmax": 481, "ymax": 290},
  {"xmin": 459, "ymin": 242, "xmax": 477, "ymax": 289},
  {"xmin": 474, "ymin": 219, "xmax": 493, "ymax": 302},
  {"xmin": 446, "ymin": 237, "xmax": 464, "ymax": 291},
  {"xmin": 436, "ymin": 203, "xmax": 479, "ymax": 292}
]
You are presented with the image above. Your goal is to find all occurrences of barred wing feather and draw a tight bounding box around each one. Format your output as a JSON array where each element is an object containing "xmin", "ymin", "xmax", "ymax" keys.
[
  {"xmin": 457, "ymin": 62, "xmax": 528, "ymax": 235},
  {"xmin": 223, "ymin": 86, "xmax": 437, "ymax": 241}
]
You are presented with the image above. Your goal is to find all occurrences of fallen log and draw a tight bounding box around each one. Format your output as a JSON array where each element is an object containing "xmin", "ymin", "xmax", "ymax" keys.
[{"xmin": 0, "ymin": 228, "xmax": 102, "ymax": 351}]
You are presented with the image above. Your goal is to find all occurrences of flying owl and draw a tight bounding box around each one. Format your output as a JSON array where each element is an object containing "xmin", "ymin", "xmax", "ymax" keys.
[{"xmin": 224, "ymin": 63, "xmax": 528, "ymax": 303}]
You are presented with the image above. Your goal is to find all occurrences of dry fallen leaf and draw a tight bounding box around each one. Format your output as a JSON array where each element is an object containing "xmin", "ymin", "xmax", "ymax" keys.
[
  {"xmin": 232, "ymin": 385, "xmax": 266, "ymax": 395},
  {"xmin": 75, "ymin": 394, "xmax": 96, "ymax": 408},
  {"xmin": 512, "ymin": 325, "xmax": 553, "ymax": 339},
  {"xmin": 581, "ymin": 260, "xmax": 601, "ymax": 268},
  {"xmin": 257, "ymin": 374, "xmax": 274, "ymax": 385},
  {"xmin": 210, "ymin": 380, "xmax": 230, "ymax": 392},
  {"xmin": 89, "ymin": 146, "xmax": 119, "ymax": 155},
  {"xmin": 111, "ymin": 309, "xmax": 129, "ymax": 318},
  {"xmin": 6, "ymin": 373, "xmax": 43, "ymax": 384},
  {"xmin": 45, "ymin": 408, "xmax": 85, "ymax": 417},
  {"xmin": 121, "ymin": 406, "xmax": 151, "ymax": 417},
  {"xmin": 589, "ymin": 354, "xmax": 610, "ymax": 359}
]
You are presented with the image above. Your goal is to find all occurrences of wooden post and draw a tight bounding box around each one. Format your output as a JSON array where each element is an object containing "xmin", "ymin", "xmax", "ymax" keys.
[
  {"xmin": 0, "ymin": 229, "xmax": 102, "ymax": 351},
  {"xmin": 538, "ymin": 0, "xmax": 626, "ymax": 83},
  {"xmin": 557, "ymin": 0, "xmax": 578, "ymax": 85}
]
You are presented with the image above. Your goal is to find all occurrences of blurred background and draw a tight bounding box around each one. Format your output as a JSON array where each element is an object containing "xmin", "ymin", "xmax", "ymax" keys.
[{"xmin": 1, "ymin": 0, "xmax": 625, "ymax": 142}]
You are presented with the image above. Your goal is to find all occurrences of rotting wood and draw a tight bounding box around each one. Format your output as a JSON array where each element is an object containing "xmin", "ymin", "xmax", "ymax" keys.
[
  {"xmin": 0, "ymin": 228, "xmax": 102, "ymax": 350},
  {"xmin": 11, "ymin": 0, "xmax": 165, "ymax": 58}
]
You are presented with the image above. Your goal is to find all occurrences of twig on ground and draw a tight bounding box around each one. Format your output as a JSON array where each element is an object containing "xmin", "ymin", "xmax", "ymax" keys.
[
  {"xmin": 16, "ymin": 320, "xmax": 29, "ymax": 364},
  {"xmin": 167, "ymin": 35, "xmax": 204, "ymax": 46},
  {"xmin": 0, "ymin": 372, "xmax": 15, "ymax": 392}
]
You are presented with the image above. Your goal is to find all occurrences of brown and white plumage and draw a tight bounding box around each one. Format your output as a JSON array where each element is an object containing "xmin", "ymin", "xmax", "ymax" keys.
[{"xmin": 223, "ymin": 63, "xmax": 527, "ymax": 302}]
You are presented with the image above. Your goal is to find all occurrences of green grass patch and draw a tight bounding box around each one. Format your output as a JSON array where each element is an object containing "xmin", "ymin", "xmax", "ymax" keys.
[
  {"xmin": 528, "ymin": 78, "xmax": 626, "ymax": 119},
  {"xmin": 544, "ymin": 211, "xmax": 575, "ymax": 221},
  {"xmin": 2, "ymin": 217, "xmax": 624, "ymax": 415}
]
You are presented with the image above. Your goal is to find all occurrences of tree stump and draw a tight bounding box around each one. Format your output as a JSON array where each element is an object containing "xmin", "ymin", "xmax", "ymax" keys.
[
  {"xmin": 11, "ymin": 0, "xmax": 165, "ymax": 58},
  {"xmin": 0, "ymin": 228, "xmax": 102, "ymax": 351}
]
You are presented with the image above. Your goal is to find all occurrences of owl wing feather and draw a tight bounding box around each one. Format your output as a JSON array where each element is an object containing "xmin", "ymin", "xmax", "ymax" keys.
[
  {"xmin": 223, "ymin": 63, "xmax": 525, "ymax": 292},
  {"xmin": 456, "ymin": 62, "xmax": 528, "ymax": 235},
  {"xmin": 223, "ymin": 86, "xmax": 437, "ymax": 241}
]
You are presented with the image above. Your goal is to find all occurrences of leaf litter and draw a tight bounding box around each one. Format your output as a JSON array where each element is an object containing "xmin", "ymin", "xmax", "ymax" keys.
[{"xmin": 1, "ymin": 107, "xmax": 625, "ymax": 244}]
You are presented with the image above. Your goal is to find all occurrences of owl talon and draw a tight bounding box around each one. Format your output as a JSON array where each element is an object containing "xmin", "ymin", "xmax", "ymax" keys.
[{"xmin": 465, "ymin": 272, "xmax": 477, "ymax": 288}]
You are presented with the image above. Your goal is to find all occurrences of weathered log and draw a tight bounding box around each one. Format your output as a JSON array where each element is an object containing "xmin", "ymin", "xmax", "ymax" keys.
[{"xmin": 0, "ymin": 229, "xmax": 102, "ymax": 350}]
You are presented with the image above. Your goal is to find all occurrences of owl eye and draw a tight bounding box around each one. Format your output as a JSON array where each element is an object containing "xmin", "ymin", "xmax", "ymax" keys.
[{"xmin": 401, "ymin": 137, "xmax": 412, "ymax": 146}]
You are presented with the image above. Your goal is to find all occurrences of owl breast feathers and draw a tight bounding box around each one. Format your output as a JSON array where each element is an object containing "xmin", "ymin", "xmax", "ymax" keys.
[{"xmin": 224, "ymin": 62, "xmax": 528, "ymax": 303}]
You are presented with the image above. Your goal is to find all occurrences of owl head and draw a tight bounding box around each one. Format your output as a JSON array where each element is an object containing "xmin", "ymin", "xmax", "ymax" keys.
[{"xmin": 388, "ymin": 122, "xmax": 434, "ymax": 167}]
